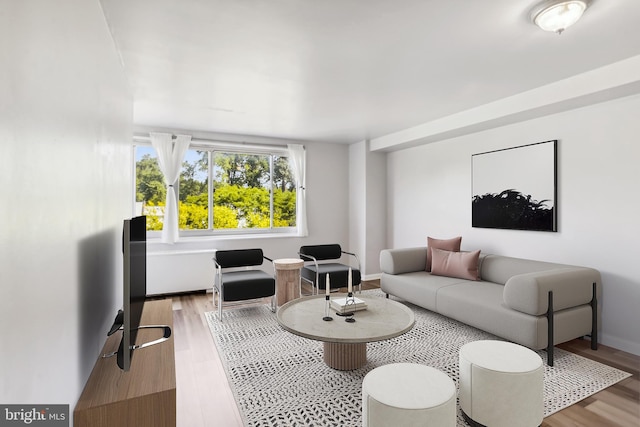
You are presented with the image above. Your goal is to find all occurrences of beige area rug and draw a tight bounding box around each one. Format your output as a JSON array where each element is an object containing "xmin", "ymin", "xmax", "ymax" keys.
[{"xmin": 206, "ymin": 290, "xmax": 630, "ymax": 426}]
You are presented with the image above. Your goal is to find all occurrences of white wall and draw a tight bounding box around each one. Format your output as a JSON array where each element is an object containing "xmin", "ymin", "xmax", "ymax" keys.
[
  {"xmin": 144, "ymin": 139, "xmax": 351, "ymax": 294},
  {"xmin": 385, "ymin": 94, "xmax": 640, "ymax": 356},
  {"xmin": 349, "ymin": 142, "xmax": 366, "ymax": 274},
  {"xmin": 0, "ymin": 0, "xmax": 132, "ymax": 409},
  {"xmin": 349, "ymin": 140, "xmax": 387, "ymax": 277},
  {"xmin": 365, "ymin": 144, "xmax": 387, "ymax": 275}
]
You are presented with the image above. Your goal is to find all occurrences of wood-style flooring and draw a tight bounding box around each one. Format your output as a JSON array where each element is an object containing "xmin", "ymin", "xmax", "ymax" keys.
[{"xmin": 159, "ymin": 280, "xmax": 640, "ymax": 427}]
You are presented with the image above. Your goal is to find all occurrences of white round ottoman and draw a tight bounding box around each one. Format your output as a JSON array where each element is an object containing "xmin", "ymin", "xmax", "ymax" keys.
[
  {"xmin": 459, "ymin": 340, "xmax": 544, "ymax": 427},
  {"xmin": 361, "ymin": 363, "xmax": 456, "ymax": 427}
]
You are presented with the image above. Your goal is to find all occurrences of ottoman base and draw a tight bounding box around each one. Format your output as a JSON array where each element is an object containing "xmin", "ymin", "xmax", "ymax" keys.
[{"xmin": 462, "ymin": 410, "xmax": 541, "ymax": 427}]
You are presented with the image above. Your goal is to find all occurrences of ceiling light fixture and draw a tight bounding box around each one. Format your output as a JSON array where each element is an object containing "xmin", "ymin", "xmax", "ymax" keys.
[{"xmin": 531, "ymin": 0, "xmax": 589, "ymax": 34}]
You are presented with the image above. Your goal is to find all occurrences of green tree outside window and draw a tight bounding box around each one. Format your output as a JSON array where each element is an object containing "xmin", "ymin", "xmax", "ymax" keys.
[{"xmin": 135, "ymin": 146, "xmax": 296, "ymax": 233}]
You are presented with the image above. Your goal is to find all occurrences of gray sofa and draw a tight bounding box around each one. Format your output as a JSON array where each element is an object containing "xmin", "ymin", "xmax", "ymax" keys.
[{"xmin": 380, "ymin": 247, "xmax": 601, "ymax": 365}]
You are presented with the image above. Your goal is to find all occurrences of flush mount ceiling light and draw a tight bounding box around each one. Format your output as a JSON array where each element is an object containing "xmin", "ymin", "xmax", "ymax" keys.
[{"xmin": 531, "ymin": 0, "xmax": 590, "ymax": 34}]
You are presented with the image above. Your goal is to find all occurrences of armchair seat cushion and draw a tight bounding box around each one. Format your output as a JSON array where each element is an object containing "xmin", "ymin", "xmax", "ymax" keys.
[
  {"xmin": 302, "ymin": 263, "xmax": 361, "ymax": 290},
  {"xmin": 221, "ymin": 270, "xmax": 275, "ymax": 301}
]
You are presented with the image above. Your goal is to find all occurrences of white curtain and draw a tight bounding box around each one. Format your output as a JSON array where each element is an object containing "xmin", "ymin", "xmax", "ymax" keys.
[
  {"xmin": 287, "ymin": 144, "xmax": 308, "ymax": 236},
  {"xmin": 149, "ymin": 132, "xmax": 191, "ymax": 243}
]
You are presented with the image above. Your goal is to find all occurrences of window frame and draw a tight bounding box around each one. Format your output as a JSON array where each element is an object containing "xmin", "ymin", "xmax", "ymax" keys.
[{"xmin": 133, "ymin": 141, "xmax": 297, "ymax": 239}]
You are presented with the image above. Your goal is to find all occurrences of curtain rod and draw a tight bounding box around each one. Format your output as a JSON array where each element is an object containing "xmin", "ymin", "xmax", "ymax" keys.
[{"xmin": 133, "ymin": 134, "xmax": 302, "ymax": 152}]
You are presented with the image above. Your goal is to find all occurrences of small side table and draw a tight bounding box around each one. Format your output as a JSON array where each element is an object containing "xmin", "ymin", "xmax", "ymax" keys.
[{"xmin": 273, "ymin": 258, "xmax": 304, "ymax": 307}]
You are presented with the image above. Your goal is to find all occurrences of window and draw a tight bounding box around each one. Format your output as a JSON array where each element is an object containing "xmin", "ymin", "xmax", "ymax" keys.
[{"xmin": 135, "ymin": 144, "xmax": 297, "ymax": 235}]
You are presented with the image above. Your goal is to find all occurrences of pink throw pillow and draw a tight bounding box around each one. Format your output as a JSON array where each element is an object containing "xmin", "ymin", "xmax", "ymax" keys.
[
  {"xmin": 430, "ymin": 248, "xmax": 481, "ymax": 281},
  {"xmin": 426, "ymin": 236, "xmax": 462, "ymax": 272}
]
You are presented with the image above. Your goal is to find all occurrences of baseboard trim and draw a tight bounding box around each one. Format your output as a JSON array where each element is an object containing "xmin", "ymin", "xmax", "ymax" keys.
[{"xmin": 362, "ymin": 273, "xmax": 382, "ymax": 281}]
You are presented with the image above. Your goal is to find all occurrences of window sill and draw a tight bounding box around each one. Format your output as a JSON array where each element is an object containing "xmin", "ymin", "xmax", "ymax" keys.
[{"xmin": 146, "ymin": 232, "xmax": 299, "ymax": 256}]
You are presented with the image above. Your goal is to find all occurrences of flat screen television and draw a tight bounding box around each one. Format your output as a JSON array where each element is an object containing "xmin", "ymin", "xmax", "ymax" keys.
[
  {"xmin": 120, "ymin": 215, "xmax": 147, "ymax": 371},
  {"xmin": 107, "ymin": 216, "xmax": 147, "ymax": 371},
  {"xmin": 106, "ymin": 215, "xmax": 170, "ymax": 371}
]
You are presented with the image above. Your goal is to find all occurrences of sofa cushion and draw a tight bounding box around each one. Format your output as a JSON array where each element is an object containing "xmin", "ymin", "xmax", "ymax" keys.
[
  {"xmin": 426, "ymin": 236, "xmax": 462, "ymax": 272},
  {"xmin": 380, "ymin": 271, "xmax": 467, "ymax": 312},
  {"xmin": 431, "ymin": 248, "xmax": 481, "ymax": 281},
  {"xmin": 479, "ymin": 255, "xmax": 567, "ymax": 285},
  {"xmin": 436, "ymin": 281, "xmax": 548, "ymax": 349}
]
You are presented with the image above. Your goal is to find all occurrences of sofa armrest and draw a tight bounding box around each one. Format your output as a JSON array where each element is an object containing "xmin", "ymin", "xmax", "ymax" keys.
[
  {"xmin": 380, "ymin": 247, "xmax": 428, "ymax": 275},
  {"xmin": 503, "ymin": 268, "xmax": 601, "ymax": 316}
]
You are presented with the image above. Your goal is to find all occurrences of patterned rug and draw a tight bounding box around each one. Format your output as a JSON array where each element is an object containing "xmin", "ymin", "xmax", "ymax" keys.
[{"xmin": 205, "ymin": 290, "xmax": 630, "ymax": 426}]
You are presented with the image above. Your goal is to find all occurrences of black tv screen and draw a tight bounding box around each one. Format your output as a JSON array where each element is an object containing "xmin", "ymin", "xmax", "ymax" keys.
[{"xmin": 118, "ymin": 215, "xmax": 147, "ymax": 371}]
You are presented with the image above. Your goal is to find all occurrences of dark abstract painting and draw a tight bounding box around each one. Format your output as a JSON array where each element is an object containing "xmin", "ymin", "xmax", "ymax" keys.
[{"xmin": 472, "ymin": 140, "xmax": 557, "ymax": 232}]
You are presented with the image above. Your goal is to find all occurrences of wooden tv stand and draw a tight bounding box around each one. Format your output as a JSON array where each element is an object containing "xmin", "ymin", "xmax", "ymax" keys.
[{"xmin": 74, "ymin": 299, "xmax": 176, "ymax": 427}]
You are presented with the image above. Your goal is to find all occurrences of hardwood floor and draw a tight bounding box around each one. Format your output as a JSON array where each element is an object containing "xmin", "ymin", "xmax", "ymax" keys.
[
  {"xmin": 161, "ymin": 281, "xmax": 640, "ymax": 427},
  {"xmin": 543, "ymin": 340, "xmax": 640, "ymax": 427}
]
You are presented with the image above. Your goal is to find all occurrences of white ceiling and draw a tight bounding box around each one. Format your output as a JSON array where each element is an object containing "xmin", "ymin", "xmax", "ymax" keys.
[{"xmin": 100, "ymin": 0, "xmax": 640, "ymax": 145}]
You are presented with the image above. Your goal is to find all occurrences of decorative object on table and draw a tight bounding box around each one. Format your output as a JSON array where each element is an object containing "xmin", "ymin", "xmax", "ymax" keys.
[
  {"xmin": 345, "ymin": 268, "xmax": 356, "ymax": 322},
  {"xmin": 343, "ymin": 295, "xmax": 356, "ymax": 322},
  {"xmin": 330, "ymin": 268, "xmax": 368, "ymax": 317},
  {"xmin": 472, "ymin": 140, "xmax": 557, "ymax": 232},
  {"xmin": 330, "ymin": 296, "xmax": 368, "ymax": 315},
  {"xmin": 323, "ymin": 274, "xmax": 333, "ymax": 321}
]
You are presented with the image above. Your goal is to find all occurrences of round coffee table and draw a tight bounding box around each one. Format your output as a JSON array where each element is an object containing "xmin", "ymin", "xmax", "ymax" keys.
[{"xmin": 277, "ymin": 294, "xmax": 415, "ymax": 370}]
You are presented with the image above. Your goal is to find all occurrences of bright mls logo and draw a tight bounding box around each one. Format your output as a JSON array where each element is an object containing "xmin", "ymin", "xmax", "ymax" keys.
[{"xmin": 1, "ymin": 405, "xmax": 68, "ymax": 426}]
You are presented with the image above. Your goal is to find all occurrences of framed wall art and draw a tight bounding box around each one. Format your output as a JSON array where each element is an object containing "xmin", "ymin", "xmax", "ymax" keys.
[{"xmin": 472, "ymin": 140, "xmax": 557, "ymax": 232}]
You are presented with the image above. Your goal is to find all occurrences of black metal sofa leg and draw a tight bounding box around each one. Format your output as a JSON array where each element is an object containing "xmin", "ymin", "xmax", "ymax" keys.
[
  {"xmin": 547, "ymin": 291, "xmax": 554, "ymax": 367},
  {"xmin": 548, "ymin": 282, "xmax": 598, "ymax": 367},
  {"xmin": 591, "ymin": 282, "xmax": 598, "ymax": 351}
]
